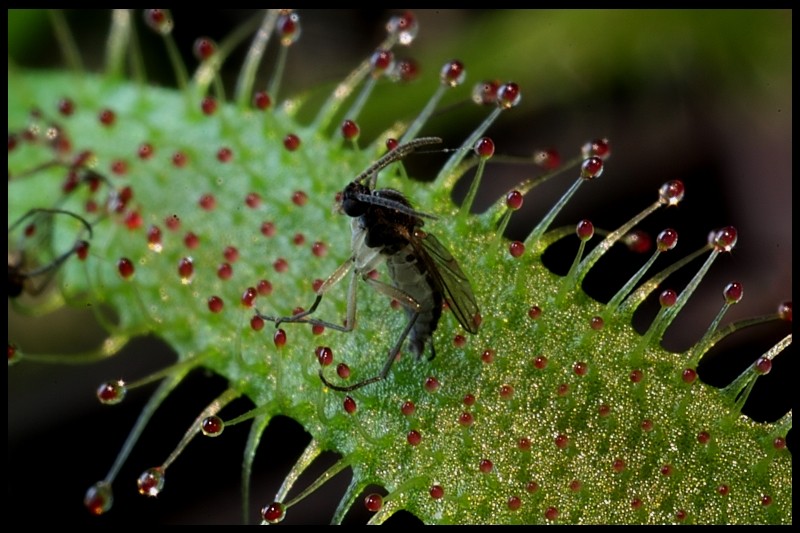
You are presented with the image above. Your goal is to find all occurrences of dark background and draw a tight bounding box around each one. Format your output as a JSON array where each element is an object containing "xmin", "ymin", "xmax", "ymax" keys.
[{"xmin": 9, "ymin": 9, "xmax": 792, "ymax": 524}]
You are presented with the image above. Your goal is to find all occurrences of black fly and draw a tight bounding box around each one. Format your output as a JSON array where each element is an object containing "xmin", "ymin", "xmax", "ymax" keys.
[
  {"xmin": 257, "ymin": 137, "xmax": 480, "ymax": 391},
  {"xmin": 8, "ymin": 208, "xmax": 93, "ymax": 299}
]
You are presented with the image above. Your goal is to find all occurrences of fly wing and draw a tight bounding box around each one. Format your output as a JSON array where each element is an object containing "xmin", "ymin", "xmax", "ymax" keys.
[{"xmin": 411, "ymin": 230, "xmax": 480, "ymax": 334}]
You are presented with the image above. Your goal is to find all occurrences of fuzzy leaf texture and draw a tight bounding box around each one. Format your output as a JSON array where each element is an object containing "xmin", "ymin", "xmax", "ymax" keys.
[{"xmin": 8, "ymin": 9, "xmax": 792, "ymax": 525}]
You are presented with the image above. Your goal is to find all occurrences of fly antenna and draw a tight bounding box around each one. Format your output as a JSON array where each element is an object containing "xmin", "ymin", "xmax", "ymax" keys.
[
  {"xmin": 355, "ymin": 136, "xmax": 442, "ymax": 188},
  {"xmin": 353, "ymin": 192, "xmax": 439, "ymax": 220}
]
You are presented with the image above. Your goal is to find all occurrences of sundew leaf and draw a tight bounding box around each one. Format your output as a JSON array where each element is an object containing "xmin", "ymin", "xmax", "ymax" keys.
[{"xmin": 8, "ymin": 9, "xmax": 791, "ymax": 525}]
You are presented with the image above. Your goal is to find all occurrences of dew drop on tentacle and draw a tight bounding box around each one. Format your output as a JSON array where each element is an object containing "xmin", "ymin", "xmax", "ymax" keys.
[
  {"xmin": 273, "ymin": 258, "xmax": 289, "ymax": 273},
  {"xmin": 624, "ymin": 229, "xmax": 652, "ymax": 254},
  {"xmin": 316, "ymin": 346, "xmax": 333, "ymax": 366},
  {"xmin": 201, "ymin": 96, "xmax": 217, "ymax": 115},
  {"xmin": 723, "ymin": 281, "xmax": 743, "ymax": 304},
  {"xmin": 147, "ymin": 225, "xmax": 163, "ymax": 252},
  {"xmin": 370, "ymin": 49, "xmax": 395, "ymax": 78},
  {"xmin": 57, "ymin": 97, "xmax": 75, "ymax": 116},
  {"xmin": 364, "ymin": 493, "xmax": 383, "ymax": 512},
  {"xmin": 172, "ymin": 151, "xmax": 188, "ymax": 167},
  {"xmin": 76, "ymin": 240, "xmax": 90, "ymax": 260},
  {"xmin": 83, "ymin": 481, "xmax": 113, "ymax": 515},
  {"xmin": 250, "ymin": 315, "xmax": 264, "ymax": 331},
  {"xmin": 581, "ymin": 138, "xmax": 611, "ymax": 160},
  {"xmin": 257, "ymin": 279, "xmax": 273, "ymax": 296},
  {"xmin": 509, "ymin": 241, "xmax": 525, "ymax": 258},
  {"xmin": 474, "ymin": 137, "xmax": 495, "ymax": 159},
  {"xmin": 576, "ymin": 219, "xmax": 594, "ymax": 241},
  {"xmin": 245, "ymin": 192, "xmax": 262, "ymax": 209},
  {"xmin": 424, "ymin": 376, "xmax": 440, "ymax": 393},
  {"xmin": 273, "ymin": 329, "xmax": 287, "ymax": 348},
  {"xmin": 261, "ymin": 501, "xmax": 285, "ymax": 524},
  {"xmin": 580, "ymin": 156, "xmax": 603, "ymax": 180},
  {"xmin": 117, "ymin": 258, "xmax": 135, "ymax": 279},
  {"xmin": 283, "ymin": 134, "xmax": 301, "ymax": 152},
  {"xmin": 341, "ymin": 119, "xmax": 360, "ymax": 141},
  {"xmin": 386, "ymin": 10, "xmax": 418, "ymax": 45},
  {"xmin": 241, "ymin": 287, "xmax": 257, "ymax": 307},
  {"xmin": 201, "ymin": 415, "xmax": 224, "ymax": 437},
  {"xmin": 506, "ymin": 190, "xmax": 523, "ymax": 210},
  {"xmin": 137, "ymin": 466, "xmax": 165, "ymax": 497},
  {"xmin": 261, "ymin": 221, "xmax": 276, "ymax": 238},
  {"xmin": 277, "ymin": 11, "xmax": 302, "ymax": 47},
  {"xmin": 99, "ymin": 108, "xmax": 116, "ymax": 126},
  {"xmin": 143, "ymin": 9, "xmax": 173, "ymax": 35},
  {"xmin": 777, "ymin": 301, "xmax": 791, "ymax": 322},
  {"xmin": 711, "ymin": 226, "xmax": 737, "ymax": 252},
  {"xmin": 253, "ymin": 90, "xmax": 272, "ymax": 110},
  {"xmin": 343, "ymin": 396, "xmax": 357, "ymax": 414},
  {"xmin": 658, "ymin": 179, "xmax": 685, "ymax": 206},
  {"xmin": 96, "ymin": 380, "xmax": 127, "ymax": 405},
  {"xmin": 311, "ymin": 241, "xmax": 328, "ymax": 258},
  {"xmin": 440, "ymin": 59, "xmax": 466, "ymax": 88},
  {"xmin": 655, "ymin": 228, "xmax": 678, "ymax": 252},
  {"xmin": 217, "ymin": 262, "xmax": 233, "ymax": 280},
  {"xmin": 199, "ymin": 193, "xmax": 216, "ymax": 211},
  {"xmin": 388, "ymin": 57, "xmax": 419, "ymax": 83},
  {"xmin": 192, "ymin": 37, "xmax": 217, "ymax": 60},
  {"xmin": 659, "ymin": 289, "xmax": 677, "ymax": 308},
  {"xmin": 472, "ymin": 79, "xmax": 500, "ymax": 106},
  {"xmin": 533, "ymin": 147, "xmax": 561, "ymax": 170},
  {"xmin": 138, "ymin": 142, "xmax": 154, "ymax": 160},
  {"xmin": 754, "ymin": 356, "xmax": 772, "ymax": 375},
  {"xmin": 8, "ymin": 343, "xmax": 22, "ymax": 365},
  {"xmin": 177, "ymin": 257, "xmax": 194, "ymax": 284},
  {"xmin": 292, "ymin": 190, "xmax": 308, "ymax": 206},
  {"xmin": 499, "ymin": 384, "xmax": 514, "ymax": 400},
  {"xmin": 217, "ymin": 147, "xmax": 233, "ymax": 162},
  {"xmin": 208, "ymin": 296, "xmax": 224, "ymax": 313},
  {"xmin": 496, "ymin": 82, "xmax": 521, "ymax": 109}
]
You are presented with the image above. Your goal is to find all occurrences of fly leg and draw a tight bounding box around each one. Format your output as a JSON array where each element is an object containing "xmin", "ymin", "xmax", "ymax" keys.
[
  {"xmin": 319, "ymin": 278, "xmax": 421, "ymax": 392},
  {"xmin": 9, "ymin": 207, "xmax": 94, "ymax": 237},
  {"xmin": 9, "ymin": 208, "xmax": 94, "ymax": 298},
  {"xmin": 255, "ymin": 257, "xmax": 358, "ymax": 332}
]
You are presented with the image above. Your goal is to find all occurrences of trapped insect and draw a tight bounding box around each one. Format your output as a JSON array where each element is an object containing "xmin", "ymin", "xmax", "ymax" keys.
[
  {"xmin": 257, "ymin": 137, "xmax": 480, "ymax": 391},
  {"xmin": 8, "ymin": 207, "xmax": 93, "ymax": 298}
]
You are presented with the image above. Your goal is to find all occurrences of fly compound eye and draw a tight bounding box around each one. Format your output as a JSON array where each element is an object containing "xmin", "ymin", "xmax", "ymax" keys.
[{"xmin": 341, "ymin": 183, "xmax": 368, "ymax": 217}]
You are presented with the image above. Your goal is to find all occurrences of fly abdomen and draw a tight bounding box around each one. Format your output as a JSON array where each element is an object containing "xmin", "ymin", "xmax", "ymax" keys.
[{"xmin": 386, "ymin": 248, "xmax": 443, "ymax": 360}]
